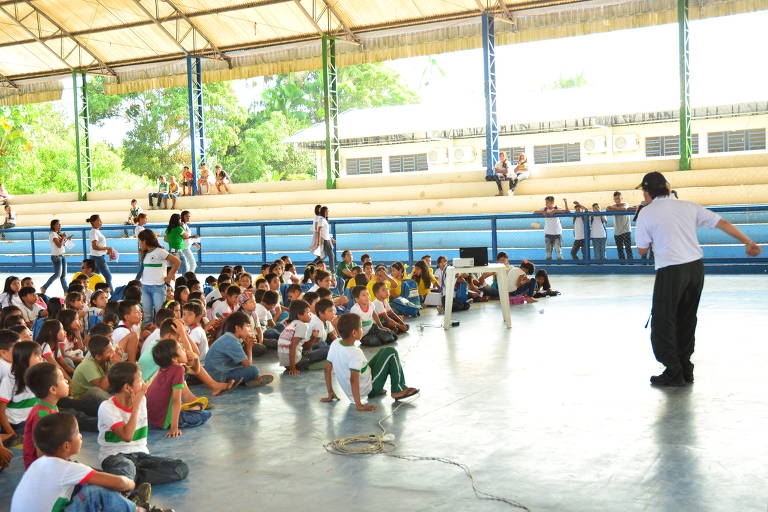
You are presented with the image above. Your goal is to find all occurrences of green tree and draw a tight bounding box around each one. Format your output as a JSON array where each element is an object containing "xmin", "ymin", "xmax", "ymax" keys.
[{"xmin": 547, "ymin": 72, "xmax": 588, "ymax": 90}]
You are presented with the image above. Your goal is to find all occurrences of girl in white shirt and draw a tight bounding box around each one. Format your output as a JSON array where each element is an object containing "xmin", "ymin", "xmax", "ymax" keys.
[
  {"xmin": 315, "ymin": 206, "xmax": 336, "ymax": 270},
  {"xmin": 589, "ymin": 203, "xmax": 608, "ymax": 260},
  {"xmin": 41, "ymin": 219, "xmax": 73, "ymax": 295},
  {"xmin": 138, "ymin": 229, "xmax": 180, "ymax": 327},
  {"xmin": 86, "ymin": 215, "xmax": 114, "ymax": 291},
  {"xmin": 0, "ymin": 276, "xmax": 21, "ymax": 308}
]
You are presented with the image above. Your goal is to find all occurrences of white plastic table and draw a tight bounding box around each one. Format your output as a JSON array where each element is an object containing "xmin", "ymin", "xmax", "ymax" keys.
[{"xmin": 443, "ymin": 263, "xmax": 512, "ymax": 329}]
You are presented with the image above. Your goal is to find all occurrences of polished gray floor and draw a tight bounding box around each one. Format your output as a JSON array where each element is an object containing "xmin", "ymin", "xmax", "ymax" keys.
[{"xmin": 1, "ymin": 274, "xmax": 767, "ymax": 511}]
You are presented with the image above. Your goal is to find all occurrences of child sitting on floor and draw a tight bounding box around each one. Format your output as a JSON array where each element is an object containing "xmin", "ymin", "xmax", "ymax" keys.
[
  {"xmin": 146, "ymin": 339, "xmax": 211, "ymax": 437},
  {"xmin": 111, "ymin": 301, "xmax": 142, "ymax": 363},
  {"xmin": 12, "ymin": 412, "xmax": 173, "ymax": 512},
  {"xmin": 510, "ymin": 261, "xmax": 538, "ymax": 303},
  {"xmin": 533, "ymin": 269, "xmax": 560, "ymax": 298},
  {"xmin": 297, "ymin": 297, "xmax": 336, "ymax": 371},
  {"xmin": 371, "ymin": 282, "xmax": 409, "ymax": 334},
  {"xmin": 204, "ymin": 312, "xmax": 273, "ymax": 388},
  {"xmin": 18, "ymin": 286, "xmax": 46, "ymax": 327},
  {"xmin": 350, "ymin": 286, "xmax": 396, "ymax": 347},
  {"xmin": 23, "ymin": 362, "xmax": 68, "ymax": 468},
  {"xmin": 321, "ymin": 313, "xmax": 418, "ymax": 411},
  {"xmin": 0, "ymin": 341, "xmax": 42, "ymax": 442},
  {"xmin": 278, "ymin": 300, "xmax": 312, "ymax": 375},
  {"xmin": 98, "ymin": 362, "xmax": 189, "ymax": 487}
]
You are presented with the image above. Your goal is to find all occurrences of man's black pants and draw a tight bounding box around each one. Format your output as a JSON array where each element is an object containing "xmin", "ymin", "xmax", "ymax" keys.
[{"xmin": 650, "ymin": 259, "xmax": 704, "ymax": 370}]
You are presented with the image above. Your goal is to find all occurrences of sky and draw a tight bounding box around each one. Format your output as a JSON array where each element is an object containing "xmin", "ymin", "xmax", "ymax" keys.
[{"xmin": 78, "ymin": 9, "xmax": 768, "ymax": 145}]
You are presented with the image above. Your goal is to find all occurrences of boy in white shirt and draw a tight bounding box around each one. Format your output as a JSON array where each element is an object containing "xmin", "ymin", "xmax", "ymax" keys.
[
  {"xmin": 371, "ymin": 282, "xmax": 408, "ymax": 334},
  {"xmin": 182, "ymin": 301, "xmax": 209, "ymax": 362},
  {"xmin": 297, "ymin": 297, "xmax": 337, "ymax": 371},
  {"xmin": 259, "ymin": 290, "xmax": 284, "ymax": 344},
  {"xmin": 534, "ymin": 196, "xmax": 569, "ymax": 260},
  {"xmin": 211, "ymin": 284, "xmax": 240, "ymax": 320},
  {"xmin": 18, "ymin": 286, "xmax": 46, "ymax": 327},
  {"xmin": 278, "ymin": 300, "xmax": 312, "ymax": 375},
  {"xmin": 98, "ymin": 362, "xmax": 188, "ymax": 487},
  {"xmin": 11, "ymin": 412, "xmax": 173, "ymax": 512},
  {"xmin": 349, "ymin": 286, "xmax": 396, "ymax": 347},
  {"xmin": 321, "ymin": 313, "xmax": 418, "ymax": 411},
  {"xmin": 111, "ymin": 301, "xmax": 142, "ymax": 363},
  {"xmin": 570, "ymin": 201, "xmax": 588, "ymax": 260}
]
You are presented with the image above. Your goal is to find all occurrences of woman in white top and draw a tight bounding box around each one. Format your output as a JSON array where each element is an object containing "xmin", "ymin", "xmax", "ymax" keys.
[
  {"xmin": 309, "ymin": 204, "xmax": 324, "ymax": 262},
  {"xmin": 589, "ymin": 203, "xmax": 608, "ymax": 260},
  {"xmin": 138, "ymin": 229, "xmax": 180, "ymax": 326},
  {"xmin": 40, "ymin": 219, "xmax": 73, "ymax": 295},
  {"xmin": 0, "ymin": 204, "xmax": 15, "ymax": 240},
  {"xmin": 180, "ymin": 210, "xmax": 199, "ymax": 275},
  {"xmin": 315, "ymin": 206, "xmax": 335, "ymax": 270},
  {"xmin": 86, "ymin": 214, "xmax": 114, "ymax": 291}
]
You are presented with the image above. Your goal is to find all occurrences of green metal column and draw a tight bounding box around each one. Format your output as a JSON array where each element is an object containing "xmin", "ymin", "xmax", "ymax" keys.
[
  {"xmin": 678, "ymin": 0, "xmax": 691, "ymax": 171},
  {"xmin": 321, "ymin": 35, "xmax": 340, "ymax": 189},
  {"xmin": 73, "ymin": 71, "xmax": 92, "ymax": 201}
]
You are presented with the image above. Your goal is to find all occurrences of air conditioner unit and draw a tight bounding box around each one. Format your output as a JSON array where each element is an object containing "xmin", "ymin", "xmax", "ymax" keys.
[
  {"xmin": 583, "ymin": 136, "xmax": 606, "ymax": 153},
  {"xmin": 452, "ymin": 146, "xmax": 476, "ymax": 163},
  {"xmin": 428, "ymin": 148, "xmax": 449, "ymax": 164},
  {"xmin": 613, "ymin": 134, "xmax": 639, "ymax": 152}
]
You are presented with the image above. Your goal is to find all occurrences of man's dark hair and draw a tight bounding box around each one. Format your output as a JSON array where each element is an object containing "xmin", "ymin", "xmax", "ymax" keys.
[
  {"xmin": 118, "ymin": 300, "xmax": 139, "ymax": 320},
  {"xmin": 19, "ymin": 286, "xmax": 36, "ymax": 299},
  {"xmin": 182, "ymin": 302, "xmax": 203, "ymax": 317},
  {"xmin": 26, "ymin": 362, "xmax": 59, "ymax": 399},
  {"xmin": 123, "ymin": 286, "xmax": 142, "ymax": 302},
  {"xmin": 217, "ymin": 273, "xmax": 231, "ymax": 285},
  {"xmin": 159, "ymin": 318, "xmax": 177, "ymax": 338},
  {"xmin": 262, "ymin": 290, "xmax": 279, "ymax": 306},
  {"xmin": 371, "ymin": 282, "xmax": 387, "ymax": 296},
  {"xmin": 520, "ymin": 261, "xmax": 535, "ymax": 275},
  {"xmin": 315, "ymin": 298, "xmax": 334, "ymax": 315},
  {"xmin": 496, "ymin": 251, "xmax": 508, "ymax": 260},
  {"xmin": 224, "ymin": 311, "xmax": 251, "ymax": 333},
  {"xmin": 89, "ymin": 322, "xmax": 113, "ymax": 338},
  {"xmin": 88, "ymin": 335, "xmax": 111, "ymax": 357},
  {"xmin": 302, "ymin": 291, "xmax": 319, "ymax": 305},
  {"xmin": 154, "ymin": 308, "xmax": 175, "ymax": 327},
  {"xmin": 286, "ymin": 284, "xmax": 302, "ymax": 295},
  {"xmin": 316, "ymin": 288, "xmax": 332, "ymax": 299},
  {"xmin": 338, "ymin": 313, "xmax": 362, "ymax": 339},
  {"xmin": 225, "ymin": 284, "xmax": 242, "ymax": 297},
  {"xmin": 107, "ymin": 362, "xmax": 139, "ymax": 394},
  {"xmin": 34, "ymin": 412, "xmax": 78, "ymax": 455},
  {"xmin": 613, "ymin": 191, "xmax": 622, "ymax": 197},
  {"xmin": 152, "ymin": 339, "xmax": 179, "ymax": 369},
  {"xmin": 351, "ymin": 285, "xmax": 368, "ymax": 299},
  {"xmin": 545, "ymin": 196, "xmax": 554, "ymax": 202},
  {"xmin": 81, "ymin": 259, "xmax": 95, "ymax": 271}
]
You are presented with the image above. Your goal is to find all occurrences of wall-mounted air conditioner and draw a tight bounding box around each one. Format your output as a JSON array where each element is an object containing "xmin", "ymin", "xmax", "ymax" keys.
[
  {"xmin": 613, "ymin": 134, "xmax": 639, "ymax": 152},
  {"xmin": 428, "ymin": 148, "xmax": 449, "ymax": 164},
  {"xmin": 583, "ymin": 136, "xmax": 606, "ymax": 153},
  {"xmin": 452, "ymin": 146, "xmax": 476, "ymax": 163}
]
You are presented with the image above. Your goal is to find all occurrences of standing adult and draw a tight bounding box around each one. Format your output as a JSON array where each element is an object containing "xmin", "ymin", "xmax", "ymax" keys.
[
  {"xmin": 634, "ymin": 172, "xmax": 761, "ymax": 386},
  {"xmin": 180, "ymin": 210, "xmax": 199, "ymax": 275},
  {"xmin": 138, "ymin": 229, "xmax": 180, "ymax": 327},
  {"xmin": 317, "ymin": 206, "xmax": 335, "ymax": 270},
  {"xmin": 40, "ymin": 219, "xmax": 73, "ymax": 295},
  {"xmin": 487, "ymin": 151, "xmax": 510, "ymax": 197},
  {"xmin": 163, "ymin": 214, "xmax": 188, "ymax": 273},
  {"xmin": 86, "ymin": 214, "xmax": 114, "ymax": 291},
  {"xmin": 606, "ymin": 191, "xmax": 635, "ymax": 260}
]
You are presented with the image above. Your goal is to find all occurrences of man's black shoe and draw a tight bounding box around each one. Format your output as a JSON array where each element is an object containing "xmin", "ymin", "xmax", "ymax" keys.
[
  {"xmin": 681, "ymin": 361, "xmax": 694, "ymax": 384},
  {"xmin": 650, "ymin": 368, "xmax": 686, "ymax": 387}
]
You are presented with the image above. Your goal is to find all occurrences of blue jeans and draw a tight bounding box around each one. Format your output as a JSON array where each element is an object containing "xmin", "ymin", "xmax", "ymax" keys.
[
  {"xmin": 101, "ymin": 452, "xmax": 188, "ymax": 485},
  {"xmin": 591, "ymin": 237, "xmax": 607, "ymax": 260},
  {"xmin": 224, "ymin": 365, "xmax": 260, "ymax": 383},
  {"xmin": 65, "ymin": 484, "xmax": 135, "ymax": 512},
  {"xmin": 135, "ymin": 259, "xmax": 144, "ymax": 280},
  {"xmin": 179, "ymin": 408, "xmax": 211, "ymax": 428},
  {"xmin": 141, "ymin": 284, "xmax": 166, "ymax": 326},
  {"xmin": 42, "ymin": 255, "xmax": 68, "ymax": 293},
  {"xmin": 91, "ymin": 255, "xmax": 113, "ymax": 291}
]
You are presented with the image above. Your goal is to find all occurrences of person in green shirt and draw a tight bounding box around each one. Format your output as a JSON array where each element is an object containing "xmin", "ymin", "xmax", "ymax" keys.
[
  {"xmin": 335, "ymin": 250, "xmax": 355, "ymax": 286},
  {"xmin": 163, "ymin": 213, "xmax": 187, "ymax": 254},
  {"xmin": 70, "ymin": 335, "xmax": 118, "ymax": 401},
  {"xmin": 149, "ymin": 176, "xmax": 169, "ymax": 209}
]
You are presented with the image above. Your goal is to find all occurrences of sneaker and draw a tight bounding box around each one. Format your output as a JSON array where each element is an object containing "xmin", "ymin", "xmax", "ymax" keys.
[
  {"xmin": 681, "ymin": 361, "xmax": 694, "ymax": 384},
  {"xmin": 245, "ymin": 374, "xmax": 274, "ymax": 387},
  {"xmin": 130, "ymin": 482, "xmax": 152, "ymax": 508},
  {"xmin": 650, "ymin": 367, "xmax": 685, "ymax": 387}
]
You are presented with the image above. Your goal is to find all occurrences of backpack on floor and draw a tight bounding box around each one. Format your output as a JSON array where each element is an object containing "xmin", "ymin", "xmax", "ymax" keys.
[
  {"xmin": 399, "ymin": 279, "xmax": 422, "ymax": 307},
  {"xmin": 390, "ymin": 296, "xmax": 421, "ymax": 317}
]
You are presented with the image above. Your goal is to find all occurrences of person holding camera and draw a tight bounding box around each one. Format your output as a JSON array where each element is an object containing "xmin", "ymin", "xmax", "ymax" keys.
[
  {"xmin": 40, "ymin": 219, "xmax": 74, "ymax": 295},
  {"xmin": 635, "ymin": 172, "xmax": 761, "ymax": 386}
]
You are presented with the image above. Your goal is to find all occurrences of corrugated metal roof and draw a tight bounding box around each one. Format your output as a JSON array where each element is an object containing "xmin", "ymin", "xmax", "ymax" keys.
[{"xmin": 0, "ymin": 0, "xmax": 763, "ymax": 104}]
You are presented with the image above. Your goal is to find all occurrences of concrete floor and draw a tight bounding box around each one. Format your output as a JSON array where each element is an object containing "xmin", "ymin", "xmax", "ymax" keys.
[{"xmin": 2, "ymin": 273, "xmax": 768, "ymax": 512}]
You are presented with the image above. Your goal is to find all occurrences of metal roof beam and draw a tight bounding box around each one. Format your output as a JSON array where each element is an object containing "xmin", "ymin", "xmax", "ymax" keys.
[
  {"xmin": 0, "ymin": 72, "xmax": 18, "ymax": 88},
  {"xmin": 318, "ymin": 0, "xmax": 360, "ymax": 44},
  {"xmin": 158, "ymin": 0, "xmax": 229, "ymax": 61},
  {"xmin": 0, "ymin": 1, "xmax": 115, "ymax": 75}
]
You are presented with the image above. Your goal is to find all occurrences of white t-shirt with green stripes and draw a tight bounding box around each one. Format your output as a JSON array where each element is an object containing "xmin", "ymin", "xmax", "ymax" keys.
[
  {"xmin": 97, "ymin": 396, "xmax": 149, "ymax": 463},
  {"xmin": 140, "ymin": 247, "xmax": 170, "ymax": 286},
  {"xmin": 350, "ymin": 303, "xmax": 375, "ymax": 336},
  {"xmin": 0, "ymin": 373, "xmax": 36, "ymax": 425},
  {"xmin": 11, "ymin": 455, "xmax": 95, "ymax": 512}
]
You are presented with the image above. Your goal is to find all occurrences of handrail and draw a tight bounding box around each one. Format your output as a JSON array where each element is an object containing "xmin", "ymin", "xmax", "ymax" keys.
[{"xmin": 0, "ymin": 203, "xmax": 766, "ymax": 269}]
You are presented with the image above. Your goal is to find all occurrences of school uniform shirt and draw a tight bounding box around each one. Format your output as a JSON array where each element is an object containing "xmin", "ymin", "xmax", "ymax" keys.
[
  {"xmin": 434, "ymin": 267, "xmax": 447, "ymax": 295},
  {"xmin": 282, "ymin": 271, "xmax": 296, "ymax": 284},
  {"xmin": 89, "ymin": 228, "xmax": 107, "ymax": 257},
  {"xmin": 326, "ymin": 339, "xmax": 372, "ymax": 403},
  {"xmin": 182, "ymin": 223, "xmax": 193, "ymax": 250},
  {"xmin": 97, "ymin": 396, "xmax": 150, "ymax": 463},
  {"xmin": 0, "ymin": 358, "xmax": 10, "ymax": 382},
  {"xmin": 138, "ymin": 335, "xmax": 162, "ymax": 382},
  {"xmin": 573, "ymin": 216, "xmax": 585, "ymax": 241},
  {"xmin": 612, "ymin": 202, "xmax": 632, "ymax": 236},
  {"xmin": 250, "ymin": 303, "xmax": 271, "ymax": 329},
  {"xmin": 635, "ymin": 196, "xmax": 722, "ymax": 270},
  {"xmin": 349, "ymin": 303, "xmax": 375, "ymax": 336},
  {"xmin": 306, "ymin": 313, "xmax": 332, "ymax": 342},
  {"xmin": 57, "ymin": 336, "xmax": 82, "ymax": 361},
  {"xmin": 205, "ymin": 288, "xmax": 222, "ymax": 305},
  {"xmin": 140, "ymin": 328, "xmax": 161, "ymax": 356},
  {"xmin": 318, "ymin": 217, "xmax": 331, "ymax": 241},
  {"xmin": 590, "ymin": 216, "xmax": 607, "ymax": 239},
  {"xmin": 49, "ymin": 231, "xmax": 65, "ymax": 256},
  {"xmin": 146, "ymin": 365, "xmax": 185, "ymax": 429},
  {"xmin": 165, "ymin": 226, "xmax": 185, "ymax": 251},
  {"xmin": 204, "ymin": 332, "xmax": 247, "ymax": 382},
  {"xmin": 211, "ymin": 300, "xmax": 234, "ymax": 319},
  {"xmin": 141, "ymin": 247, "xmax": 170, "ymax": 286},
  {"xmin": 23, "ymin": 400, "xmax": 58, "ymax": 468},
  {"xmin": 111, "ymin": 322, "xmax": 139, "ymax": 349},
  {"xmin": 544, "ymin": 207, "xmax": 563, "ymax": 236},
  {"xmin": 0, "ymin": 292, "xmax": 19, "ymax": 308},
  {"xmin": 134, "ymin": 224, "xmax": 146, "ymax": 238},
  {"xmin": 10, "ymin": 455, "xmax": 96, "ymax": 512},
  {"xmin": 19, "ymin": 302, "xmax": 43, "ymax": 324},
  {"xmin": 188, "ymin": 325, "xmax": 209, "ymax": 362},
  {"xmin": 277, "ymin": 319, "xmax": 309, "ymax": 367},
  {"xmin": 372, "ymin": 298, "xmax": 393, "ymax": 320},
  {"xmin": 0, "ymin": 374, "xmax": 36, "ymax": 425},
  {"xmin": 70, "ymin": 354, "xmax": 109, "ymax": 399}
]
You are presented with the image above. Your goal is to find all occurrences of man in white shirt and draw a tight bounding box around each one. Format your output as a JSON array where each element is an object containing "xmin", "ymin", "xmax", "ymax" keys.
[
  {"xmin": 635, "ymin": 172, "xmax": 761, "ymax": 386},
  {"xmin": 534, "ymin": 196, "xmax": 569, "ymax": 260}
]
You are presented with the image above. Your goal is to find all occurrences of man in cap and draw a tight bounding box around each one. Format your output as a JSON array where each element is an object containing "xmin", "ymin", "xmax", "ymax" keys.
[{"xmin": 635, "ymin": 172, "xmax": 761, "ymax": 386}]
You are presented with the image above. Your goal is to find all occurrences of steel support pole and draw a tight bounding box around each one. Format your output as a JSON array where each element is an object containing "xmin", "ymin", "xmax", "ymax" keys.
[
  {"xmin": 678, "ymin": 0, "xmax": 691, "ymax": 171},
  {"xmin": 187, "ymin": 55, "xmax": 206, "ymax": 195},
  {"xmin": 73, "ymin": 71, "xmax": 92, "ymax": 201},
  {"xmin": 482, "ymin": 11, "xmax": 499, "ymax": 177},
  {"xmin": 322, "ymin": 35, "xmax": 340, "ymax": 189}
]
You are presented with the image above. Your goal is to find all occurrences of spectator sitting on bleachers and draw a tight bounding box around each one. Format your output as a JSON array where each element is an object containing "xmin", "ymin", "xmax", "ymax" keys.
[
  {"xmin": 0, "ymin": 183, "xmax": 10, "ymax": 200},
  {"xmin": 486, "ymin": 151, "xmax": 510, "ymax": 197},
  {"xmin": 0, "ymin": 204, "xmax": 16, "ymax": 241},
  {"xmin": 148, "ymin": 176, "xmax": 169, "ymax": 209}
]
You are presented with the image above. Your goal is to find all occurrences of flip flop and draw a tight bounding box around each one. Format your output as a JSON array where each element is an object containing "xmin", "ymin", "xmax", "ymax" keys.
[
  {"xmin": 393, "ymin": 388, "xmax": 419, "ymax": 401},
  {"xmin": 181, "ymin": 397, "xmax": 208, "ymax": 411}
]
